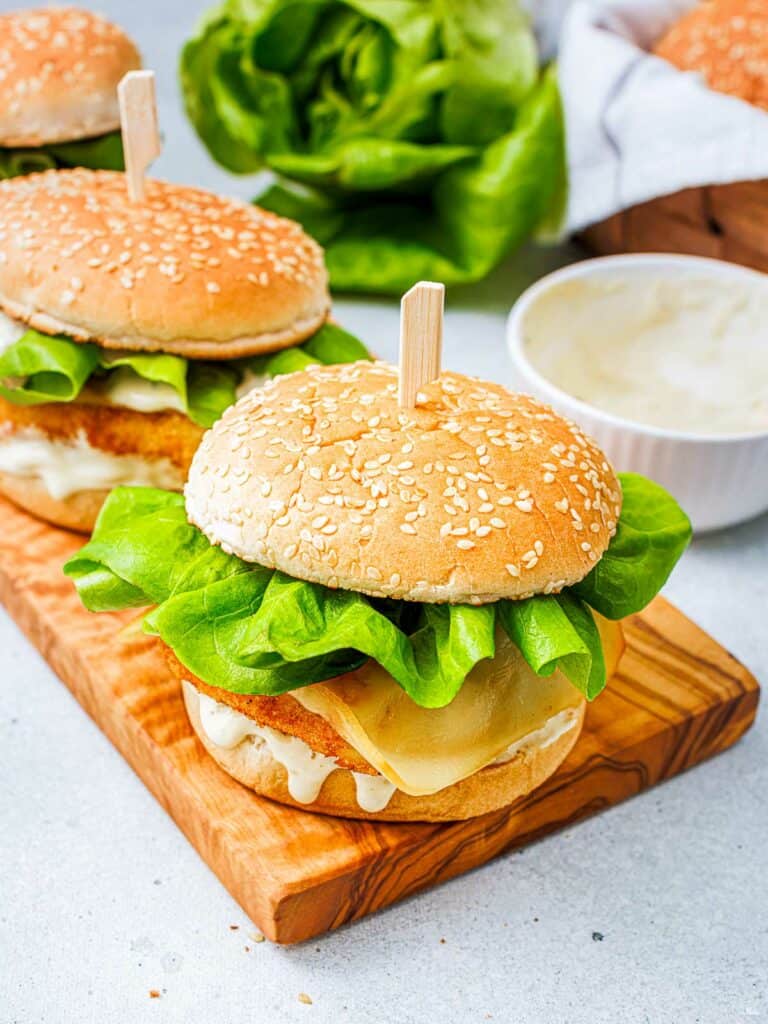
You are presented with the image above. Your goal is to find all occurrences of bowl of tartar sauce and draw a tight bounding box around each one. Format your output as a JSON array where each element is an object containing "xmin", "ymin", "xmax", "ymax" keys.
[{"xmin": 507, "ymin": 254, "xmax": 768, "ymax": 532}]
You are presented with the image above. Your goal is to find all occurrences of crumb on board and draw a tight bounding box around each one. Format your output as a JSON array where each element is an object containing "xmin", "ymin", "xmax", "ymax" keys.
[
  {"xmin": 149, "ymin": 990, "xmax": 160, "ymax": 999},
  {"xmin": 229, "ymin": 924, "xmax": 239, "ymax": 931},
  {"xmin": 298, "ymin": 993, "xmax": 313, "ymax": 1005},
  {"xmin": 250, "ymin": 931, "xmax": 266, "ymax": 943},
  {"xmin": 592, "ymin": 931, "xmax": 605, "ymax": 942}
]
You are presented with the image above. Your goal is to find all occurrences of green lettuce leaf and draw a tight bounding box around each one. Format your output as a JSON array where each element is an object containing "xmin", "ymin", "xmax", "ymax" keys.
[
  {"xmin": 573, "ymin": 473, "xmax": 692, "ymax": 620},
  {"xmin": 63, "ymin": 473, "xmax": 690, "ymax": 707},
  {"xmin": 63, "ymin": 488, "xmax": 251, "ymax": 610},
  {"xmin": 240, "ymin": 322, "xmax": 373, "ymax": 379},
  {"xmin": 0, "ymin": 333, "xmax": 101, "ymax": 404},
  {"xmin": 499, "ymin": 592, "xmax": 605, "ymax": 700},
  {"xmin": 0, "ymin": 323, "xmax": 370, "ymax": 427},
  {"xmin": 0, "ymin": 148, "xmax": 58, "ymax": 179},
  {"xmin": 148, "ymin": 570, "xmax": 364, "ymax": 693},
  {"xmin": 147, "ymin": 570, "xmax": 496, "ymax": 705},
  {"xmin": 180, "ymin": 1, "xmax": 565, "ymax": 293},
  {"xmin": 0, "ymin": 131, "xmax": 124, "ymax": 180},
  {"xmin": 65, "ymin": 487, "xmax": 496, "ymax": 707},
  {"xmin": 45, "ymin": 132, "xmax": 125, "ymax": 171},
  {"xmin": 200, "ymin": 320, "xmax": 372, "ymax": 407},
  {"xmin": 0, "ymin": 329, "xmax": 237, "ymax": 428},
  {"xmin": 302, "ymin": 322, "xmax": 372, "ymax": 365}
]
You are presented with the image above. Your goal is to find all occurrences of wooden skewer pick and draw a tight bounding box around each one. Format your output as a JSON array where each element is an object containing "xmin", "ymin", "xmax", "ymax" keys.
[
  {"xmin": 118, "ymin": 70, "xmax": 161, "ymax": 203},
  {"xmin": 398, "ymin": 281, "xmax": 445, "ymax": 409}
]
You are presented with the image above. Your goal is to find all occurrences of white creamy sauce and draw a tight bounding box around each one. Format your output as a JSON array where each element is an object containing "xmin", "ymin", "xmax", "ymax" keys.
[
  {"xmin": 523, "ymin": 273, "xmax": 768, "ymax": 434},
  {"xmin": 195, "ymin": 688, "xmax": 396, "ymax": 810},
  {"xmin": 492, "ymin": 707, "xmax": 579, "ymax": 765},
  {"xmin": 0, "ymin": 430, "xmax": 184, "ymax": 498},
  {"xmin": 84, "ymin": 367, "xmax": 187, "ymax": 415},
  {"xmin": 197, "ymin": 690, "xmax": 340, "ymax": 805},
  {"xmin": 194, "ymin": 688, "xmax": 577, "ymax": 811},
  {"xmin": 352, "ymin": 772, "xmax": 397, "ymax": 813},
  {"xmin": 0, "ymin": 311, "xmax": 25, "ymax": 353}
]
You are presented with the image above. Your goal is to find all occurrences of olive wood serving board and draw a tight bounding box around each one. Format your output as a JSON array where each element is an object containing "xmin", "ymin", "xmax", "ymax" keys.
[{"xmin": 0, "ymin": 497, "xmax": 759, "ymax": 944}]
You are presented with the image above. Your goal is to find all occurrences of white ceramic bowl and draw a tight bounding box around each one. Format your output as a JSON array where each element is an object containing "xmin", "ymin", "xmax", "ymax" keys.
[{"xmin": 507, "ymin": 254, "xmax": 768, "ymax": 533}]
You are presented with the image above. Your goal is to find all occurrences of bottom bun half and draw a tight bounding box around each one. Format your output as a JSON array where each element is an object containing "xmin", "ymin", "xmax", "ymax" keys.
[
  {"xmin": 182, "ymin": 679, "xmax": 585, "ymax": 823},
  {"xmin": 0, "ymin": 472, "xmax": 110, "ymax": 533},
  {"xmin": 0, "ymin": 398, "xmax": 202, "ymax": 532}
]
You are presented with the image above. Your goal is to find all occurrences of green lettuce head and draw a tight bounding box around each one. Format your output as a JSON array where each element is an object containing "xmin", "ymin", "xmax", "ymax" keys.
[{"xmin": 180, "ymin": 0, "xmax": 566, "ymax": 293}]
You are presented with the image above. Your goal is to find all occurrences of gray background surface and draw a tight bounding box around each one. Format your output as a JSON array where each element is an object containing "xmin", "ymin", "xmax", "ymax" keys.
[{"xmin": 1, "ymin": 2, "xmax": 766, "ymax": 1022}]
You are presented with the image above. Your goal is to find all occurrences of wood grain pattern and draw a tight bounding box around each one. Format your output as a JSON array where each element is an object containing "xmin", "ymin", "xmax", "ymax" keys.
[
  {"xmin": 0, "ymin": 497, "xmax": 759, "ymax": 944},
  {"xmin": 580, "ymin": 179, "xmax": 768, "ymax": 273}
]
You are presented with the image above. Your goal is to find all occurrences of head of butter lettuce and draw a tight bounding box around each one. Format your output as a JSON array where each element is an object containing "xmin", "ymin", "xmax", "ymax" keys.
[
  {"xmin": 0, "ymin": 132, "xmax": 125, "ymax": 180},
  {"xmin": 0, "ymin": 323, "xmax": 370, "ymax": 427},
  {"xmin": 64, "ymin": 474, "xmax": 691, "ymax": 709},
  {"xmin": 180, "ymin": 0, "xmax": 566, "ymax": 294}
]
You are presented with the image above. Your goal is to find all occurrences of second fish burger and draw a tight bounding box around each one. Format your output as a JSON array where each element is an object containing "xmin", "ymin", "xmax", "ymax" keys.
[{"xmin": 0, "ymin": 168, "xmax": 367, "ymax": 531}]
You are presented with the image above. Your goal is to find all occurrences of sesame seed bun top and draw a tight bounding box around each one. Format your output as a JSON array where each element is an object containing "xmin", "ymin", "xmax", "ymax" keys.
[
  {"xmin": 0, "ymin": 170, "xmax": 330, "ymax": 358},
  {"xmin": 654, "ymin": 0, "xmax": 768, "ymax": 111},
  {"xmin": 185, "ymin": 361, "xmax": 622, "ymax": 604},
  {"xmin": 0, "ymin": 7, "xmax": 141, "ymax": 147}
]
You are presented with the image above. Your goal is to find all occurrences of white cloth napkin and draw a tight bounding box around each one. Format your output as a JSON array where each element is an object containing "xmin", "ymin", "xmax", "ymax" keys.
[{"xmin": 560, "ymin": 0, "xmax": 768, "ymax": 232}]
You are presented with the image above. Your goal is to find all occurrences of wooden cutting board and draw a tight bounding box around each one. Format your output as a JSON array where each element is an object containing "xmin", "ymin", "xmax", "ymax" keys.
[{"xmin": 0, "ymin": 497, "xmax": 759, "ymax": 944}]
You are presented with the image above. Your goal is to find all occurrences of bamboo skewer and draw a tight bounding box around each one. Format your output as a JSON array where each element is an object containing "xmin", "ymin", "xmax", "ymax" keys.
[
  {"xmin": 398, "ymin": 281, "xmax": 445, "ymax": 409},
  {"xmin": 118, "ymin": 70, "xmax": 161, "ymax": 203}
]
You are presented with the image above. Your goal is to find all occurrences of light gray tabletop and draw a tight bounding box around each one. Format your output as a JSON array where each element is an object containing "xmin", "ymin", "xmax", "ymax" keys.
[{"xmin": 1, "ymin": 2, "xmax": 766, "ymax": 1022}]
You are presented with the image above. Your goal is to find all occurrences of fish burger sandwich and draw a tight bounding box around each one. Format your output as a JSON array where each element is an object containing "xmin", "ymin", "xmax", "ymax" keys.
[
  {"xmin": 0, "ymin": 6, "xmax": 141, "ymax": 178},
  {"xmin": 65, "ymin": 361, "xmax": 691, "ymax": 821},
  {"xmin": 0, "ymin": 169, "xmax": 367, "ymax": 531}
]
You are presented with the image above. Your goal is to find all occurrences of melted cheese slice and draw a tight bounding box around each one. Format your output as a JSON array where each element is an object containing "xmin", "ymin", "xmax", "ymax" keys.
[{"xmin": 292, "ymin": 617, "xmax": 624, "ymax": 797}]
